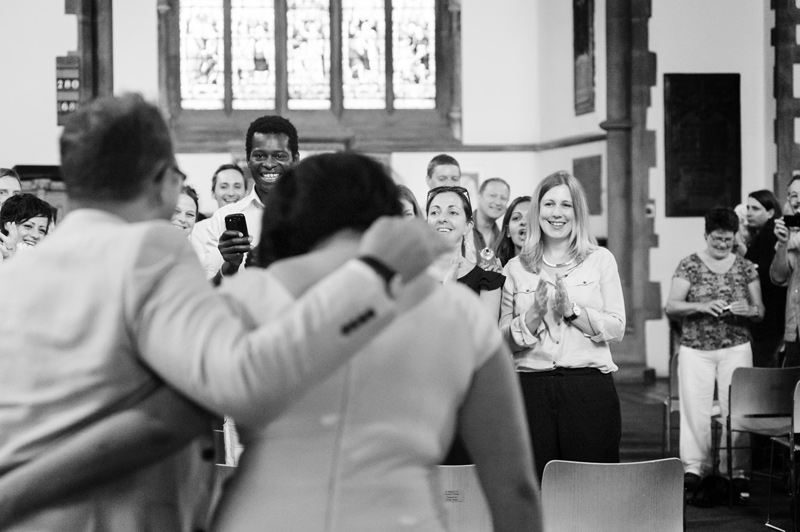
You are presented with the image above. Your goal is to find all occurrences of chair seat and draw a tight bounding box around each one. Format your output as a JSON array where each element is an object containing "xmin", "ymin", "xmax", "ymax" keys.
[
  {"xmin": 715, "ymin": 415, "xmax": 792, "ymax": 436},
  {"xmin": 771, "ymin": 435, "xmax": 800, "ymax": 452}
]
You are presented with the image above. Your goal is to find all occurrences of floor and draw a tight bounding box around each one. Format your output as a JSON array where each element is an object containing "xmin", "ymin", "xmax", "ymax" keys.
[{"xmin": 617, "ymin": 376, "xmax": 797, "ymax": 532}]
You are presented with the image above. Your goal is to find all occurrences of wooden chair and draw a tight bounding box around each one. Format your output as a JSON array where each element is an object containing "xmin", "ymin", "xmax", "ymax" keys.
[
  {"xmin": 541, "ymin": 458, "xmax": 684, "ymax": 532},
  {"xmin": 713, "ymin": 367, "xmax": 800, "ymax": 506},
  {"xmin": 766, "ymin": 381, "xmax": 800, "ymax": 532}
]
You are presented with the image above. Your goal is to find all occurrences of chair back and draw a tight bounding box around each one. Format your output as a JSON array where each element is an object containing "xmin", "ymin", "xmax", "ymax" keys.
[
  {"xmin": 728, "ymin": 367, "xmax": 800, "ymax": 433},
  {"xmin": 541, "ymin": 458, "xmax": 683, "ymax": 532},
  {"xmin": 794, "ymin": 381, "xmax": 800, "ymax": 435}
]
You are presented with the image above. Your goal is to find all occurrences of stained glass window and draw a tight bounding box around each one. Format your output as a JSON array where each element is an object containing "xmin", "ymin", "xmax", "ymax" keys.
[
  {"xmin": 175, "ymin": 1, "xmax": 441, "ymax": 115},
  {"xmin": 231, "ymin": 0, "xmax": 276, "ymax": 110},
  {"xmin": 342, "ymin": 0, "xmax": 386, "ymax": 109},
  {"xmin": 392, "ymin": 0, "xmax": 436, "ymax": 109},
  {"xmin": 180, "ymin": 0, "xmax": 225, "ymax": 110},
  {"xmin": 287, "ymin": 0, "xmax": 331, "ymax": 110}
]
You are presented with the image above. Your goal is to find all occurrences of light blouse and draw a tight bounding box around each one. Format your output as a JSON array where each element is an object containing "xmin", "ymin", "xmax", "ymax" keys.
[{"xmin": 499, "ymin": 247, "xmax": 625, "ymax": 373}]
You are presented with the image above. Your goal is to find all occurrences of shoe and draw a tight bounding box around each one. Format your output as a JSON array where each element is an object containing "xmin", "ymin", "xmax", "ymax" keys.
[
  {"xmin": 732, "ymin": 477, "xmax": 750, "ymax": 499},
  {"xmin": 684, "ymin": 472, "xmax": 701, "ymax": 492}
]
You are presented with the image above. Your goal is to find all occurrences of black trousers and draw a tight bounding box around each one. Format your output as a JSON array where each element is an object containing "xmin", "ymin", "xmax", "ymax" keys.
[{"xmin": 518, "ymin": 368, "xmax": 621, "ymax": 481}]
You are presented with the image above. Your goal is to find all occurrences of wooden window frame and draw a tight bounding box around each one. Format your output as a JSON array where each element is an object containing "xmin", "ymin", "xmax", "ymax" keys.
[{"xmin": 157, "ymin": 0, "xmax": 461, "ymax": 153}]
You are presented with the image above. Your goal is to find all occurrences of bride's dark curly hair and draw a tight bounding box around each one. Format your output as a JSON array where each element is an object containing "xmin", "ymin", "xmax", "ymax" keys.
[{"xmin": 255, "ymin": 152, "xmax": 402, "ymax": 267}]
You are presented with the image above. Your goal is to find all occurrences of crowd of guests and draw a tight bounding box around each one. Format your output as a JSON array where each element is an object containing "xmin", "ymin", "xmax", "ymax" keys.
[
  {"xmin": 664, "ymin": 182, "xmax": 800, "ymax": 497},
  {"xmin": 7, "ymin": 91, "xmax": 800, "ymax": 525},
  {"xmin": 0, "ymin": 93, "xmax": 633, "ymax": 531}
]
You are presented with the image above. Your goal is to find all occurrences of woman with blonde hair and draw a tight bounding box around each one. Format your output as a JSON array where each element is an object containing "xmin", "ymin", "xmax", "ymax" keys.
[{"xmin": 499, "ymin": 170, "xmax": 626, "ymax": 480}]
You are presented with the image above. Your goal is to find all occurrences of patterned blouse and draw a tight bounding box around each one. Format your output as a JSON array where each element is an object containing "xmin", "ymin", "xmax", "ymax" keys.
[{"xmin": 674, "ymin": 253, "xmax": 758, "ymax": 350}]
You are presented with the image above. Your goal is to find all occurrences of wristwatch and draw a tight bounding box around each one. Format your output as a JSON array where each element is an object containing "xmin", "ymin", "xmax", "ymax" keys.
[
  {"xmin": 564, "ymin": 302, "xmax": 582, "ymax": 322},
  {"xmin": 357, "ymin": 256, "xmax": 403, "ymax": 299}
]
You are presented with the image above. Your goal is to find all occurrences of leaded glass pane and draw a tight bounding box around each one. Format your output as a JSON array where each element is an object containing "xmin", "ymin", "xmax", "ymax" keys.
[
  {"xmin": 231, "ymin": 0, "xmax": 276, "ymax": 110},
  {"xmin": 180, "ymin": 0, "xmax": 225, "ymax": 110},
  {"xmin": 287, "ymin": 0, "xmax": 331, "ymax": 110},
  {"xmin": 342, "ymin": 0, "xmax": 386, "ymax": 109},
  {"xmin": 392, "ymin": 0, "xmax": 435, "ymax": 109}
]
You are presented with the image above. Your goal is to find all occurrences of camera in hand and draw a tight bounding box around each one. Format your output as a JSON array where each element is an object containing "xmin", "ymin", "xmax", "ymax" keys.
[
  {"xmin": 224, "ymin": 213, "xmax": 249, "ymax": 237},
  {"xmin": 784, "ymin": 214, "xmax": 800, "ymax": 228}
]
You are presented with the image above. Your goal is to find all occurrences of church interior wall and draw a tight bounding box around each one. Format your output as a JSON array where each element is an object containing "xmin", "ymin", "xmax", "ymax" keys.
[
  {"xmin": 645, "ymin": 0, "xmax": 776, "ymax": 375},
  {"xmin": 0, "ymin": 1, "xmax": 77, "ymax": 167},
  {"xmin": 2, "ymin": 1, "xmax": 781, "ymax": 379}
]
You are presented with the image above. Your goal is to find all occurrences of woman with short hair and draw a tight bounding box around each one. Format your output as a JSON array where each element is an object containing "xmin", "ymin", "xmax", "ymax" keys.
[
  {"xmin": 666, "ymin": 206, "xmax": 763, "ymax": 493},
  {"xmin": 0, "ymin": 193, "xmax": 56, "ymax": 261}
]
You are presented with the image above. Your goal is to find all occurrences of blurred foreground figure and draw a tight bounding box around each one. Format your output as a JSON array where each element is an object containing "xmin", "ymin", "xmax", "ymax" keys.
[{"xmin": 0, "ymin": 93, "xmax": 448, "ymax": 531}]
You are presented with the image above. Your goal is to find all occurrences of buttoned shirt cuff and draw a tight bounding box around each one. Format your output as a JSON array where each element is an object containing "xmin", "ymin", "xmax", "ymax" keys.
[
  {"xmin": 510, "ymin": 310, "xmax": 545, "ymax": 347},
  {"xmin": 583, "ymin": 307, "xmax": 625, "ymax": 343}
]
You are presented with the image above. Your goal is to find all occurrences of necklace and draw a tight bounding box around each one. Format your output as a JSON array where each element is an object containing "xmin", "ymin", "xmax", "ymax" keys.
[{"xmin": 542, "ymin": 256, "xmax": 575, "ymax": 268}]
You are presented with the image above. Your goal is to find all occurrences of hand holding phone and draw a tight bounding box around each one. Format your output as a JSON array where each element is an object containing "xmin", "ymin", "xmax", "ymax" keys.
[
  {"xmin": 224, "ymin": 213, "xmax": 249, "ymax": 237},
  {"xmin": 784, "ymin": 214, "xmax": 800, "ymax": 228},
  {"xmin": 219, "ymin": 213, "xmax": 252, "ymax": 275}
]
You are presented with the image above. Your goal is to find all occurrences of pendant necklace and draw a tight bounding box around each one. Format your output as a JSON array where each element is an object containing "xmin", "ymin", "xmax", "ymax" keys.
[{"xmin": 542, "ymin": 256, "xmax": 575, "ymax": 268}]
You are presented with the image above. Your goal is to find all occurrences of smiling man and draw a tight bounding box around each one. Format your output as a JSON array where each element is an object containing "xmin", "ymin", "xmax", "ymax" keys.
[
  {"xmin": 473, "ymin": 178, "xmax": 510, "ymax": 252},
  {"xmin": 194, "ymin": 116, "xmax": 300, "ymax": 279}
]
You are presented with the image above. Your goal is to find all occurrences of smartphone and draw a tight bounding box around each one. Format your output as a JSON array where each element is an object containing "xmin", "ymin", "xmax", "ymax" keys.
[
  {"xmin": 224, "ymin": 213, "xmax": 249, "ymax": 237},
  {"xmin": 784, "ymin": 214, "xmax": 800, "ymax": 228}
]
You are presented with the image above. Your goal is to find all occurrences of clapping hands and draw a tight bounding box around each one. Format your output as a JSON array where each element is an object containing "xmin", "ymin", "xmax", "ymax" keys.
[
  {"xmin": 524, "ymin": 278, "xmax": 549, "ymax": 331},
  {"xmin": 553, "ymin": 275, "xmax": 572, "ymax": 318}
]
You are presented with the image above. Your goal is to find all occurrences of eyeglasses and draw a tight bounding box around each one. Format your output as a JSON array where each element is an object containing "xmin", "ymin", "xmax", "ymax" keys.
[
  {"xmin": 156, "ymin": 162, "xmax": 187, "ymax": 183},
  {"xmin": 707, "ymin": 234, "xmax": 735, "ymax": 245}
]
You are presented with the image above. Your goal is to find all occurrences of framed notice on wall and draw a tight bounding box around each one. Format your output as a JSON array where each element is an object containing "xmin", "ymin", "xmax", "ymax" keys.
[
  {"xmin": 573, "ymin": 0, "xmax": 595, "ymax": 115},
  {"xmin": 664, "ymin": 74, "xmax": 741, "ymax": 217},
  {"xmin": 56, "ymin": 55, "xmax": 81, "ymax": 126}
]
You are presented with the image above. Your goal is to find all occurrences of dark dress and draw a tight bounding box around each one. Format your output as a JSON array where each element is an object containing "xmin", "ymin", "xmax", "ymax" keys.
[
  {"xmin": 745, "ymin": 220, "xmax": 787, "ymax": 367},
  {"xmin": 441, "ymin": 265, "xmax": 505, "ymax": 465}
]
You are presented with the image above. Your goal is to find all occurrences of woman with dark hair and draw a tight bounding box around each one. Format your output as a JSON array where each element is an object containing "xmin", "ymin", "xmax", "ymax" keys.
[
  {"xmin": 499, "ymin": 171, "xmax": 625, "ymax": 481},
  {"xmin": 493, "ymin": 196, "xmax": 531, "ymax": 267},
  {"xmin": 171, "ymin": 185, "xmax": 199, "ymax": 236},
  {"xmin": 425, "ymin": 186, "xmax": 505, "ymax": 319},
  {"xmin": 215, "ymin": 153, "xmax": 541, "ymax": 532},
  {"xmin": 666, "ymin": 207, "xmax": 764, "ymax": 493},
  {"xmin": 397, "ymin": 184, "xmax": 423, "ymax": 219},
  {"xmin": 743, "ymin": 190, "xmax": 786, "ymax": 367},
  {"xmin": 0, "ymin": 193, "xmax": 56, "ymax": 261}
]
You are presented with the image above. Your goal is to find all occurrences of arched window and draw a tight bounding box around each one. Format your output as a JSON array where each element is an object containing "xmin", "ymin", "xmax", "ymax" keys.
[{"xmin": 157, "ymin": 0, "xmax": 461, "ymax": 152}]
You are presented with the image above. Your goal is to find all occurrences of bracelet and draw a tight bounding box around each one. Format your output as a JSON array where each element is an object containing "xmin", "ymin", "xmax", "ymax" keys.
[{"xmin": 751, "ymin": 305, "xmax": 760, "ymax": 318}]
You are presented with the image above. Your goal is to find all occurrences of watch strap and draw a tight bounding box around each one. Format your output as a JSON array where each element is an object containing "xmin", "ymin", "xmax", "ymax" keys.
[{"xmin": 357, "ymin": 256, "xmax": 399, "ymax": 296}]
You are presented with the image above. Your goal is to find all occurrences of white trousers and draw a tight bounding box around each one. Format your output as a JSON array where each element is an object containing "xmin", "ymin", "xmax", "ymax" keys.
[{"xmin": 678, "ymin": 343, "xmax": 752, "ymax": 478}]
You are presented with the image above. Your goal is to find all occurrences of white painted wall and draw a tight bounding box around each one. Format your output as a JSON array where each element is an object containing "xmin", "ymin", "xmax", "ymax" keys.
[
  {"xmin": 536, "ymin": 0, "xmax": 607, "ymax": 142},
  {"xmin": 461, "ymin": 0, "xmax": 539, "ymax": 145},
  {"xmin": 0, "ymin": 2, "xmax": 77, "ymax": 166},
  {"xmin": 113, "ymin": 0, "xmax": 160, "ymax": 100},
  {"xmin": 645, "ymin": 0, "xmax": 776, "ymax": 376}
]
